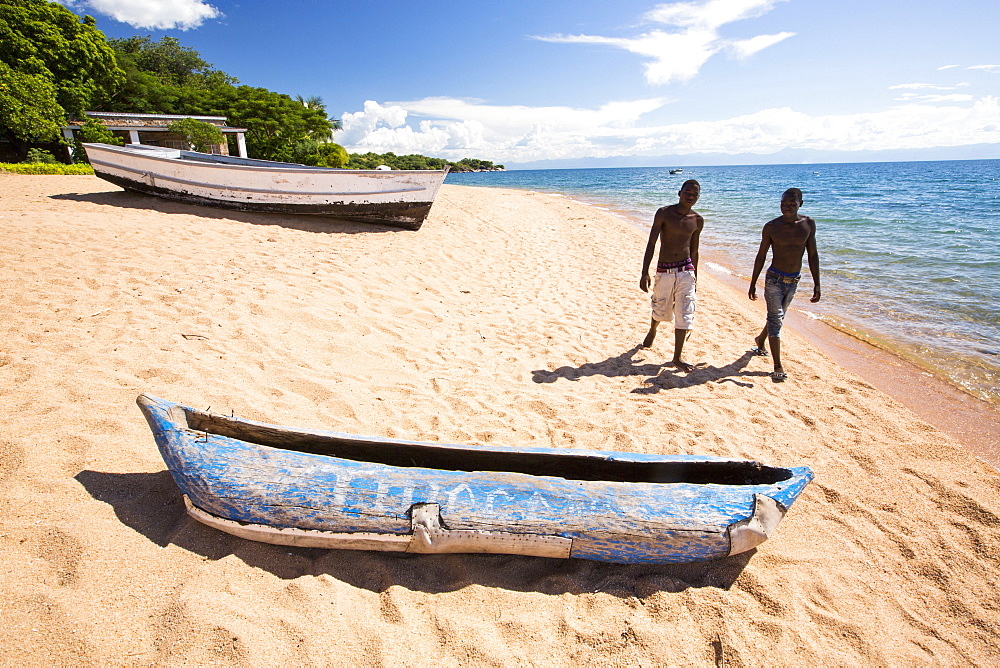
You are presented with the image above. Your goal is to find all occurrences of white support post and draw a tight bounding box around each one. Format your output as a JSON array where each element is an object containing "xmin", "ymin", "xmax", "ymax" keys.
[
  {"xmin": 62, "ymin": 128, "xmax": 76, "ymax": 163},
  {"xmin": 236, "ymin": 133, "xmax": 248, "ymax": 158},
  {"xmin": 129, "ymin": 130, "xmax": 141, "ymax": 144}
]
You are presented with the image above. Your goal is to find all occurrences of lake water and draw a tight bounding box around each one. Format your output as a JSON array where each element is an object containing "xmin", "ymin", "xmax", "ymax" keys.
[{"xmin": 447, "ymin": 160, "xmax": 1000, "ymax": 405}]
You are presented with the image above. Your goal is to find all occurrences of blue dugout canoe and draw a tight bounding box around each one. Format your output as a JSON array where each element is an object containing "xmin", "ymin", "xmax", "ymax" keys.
[{"xmin": 137, "ymin": 394, "xmax": 813, "ymax": 564}]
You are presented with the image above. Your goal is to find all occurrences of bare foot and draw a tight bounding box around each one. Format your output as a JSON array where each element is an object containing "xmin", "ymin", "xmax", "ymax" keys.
[
  {"xmin": 673, "ymin": 359, "xmax": 695, "ymax": 372},
  {"xmin": 642, "ymin": 320, "xmax": 658, "ymax": 348}
]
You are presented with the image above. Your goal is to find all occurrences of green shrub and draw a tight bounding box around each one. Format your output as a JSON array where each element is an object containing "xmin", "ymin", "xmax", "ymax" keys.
[
  {"xmin": 25, "ymin": 148, "xmax": 60, "ymax": 164},
  {"xmin": 0, "ymin": 163, "xmax": 95, "ymax": 175},
  {"xmin": 290, "ymin": 139, "xmax": 349, "ymax": 167},
  {"xmin": 73, "ymin": 119, "xmax": 124, "ymax": 163},
  {"xmin": 167, "ymin": 117, "xmax": 225, "ymax": 152}
]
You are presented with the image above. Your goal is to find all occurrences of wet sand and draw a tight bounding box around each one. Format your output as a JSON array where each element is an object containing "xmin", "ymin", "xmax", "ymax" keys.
[
  {"xmin": 1, "ymin": 174, "xmax": 999, "ymax": 664},
  {"xmin": 705, "ymin": 263, "xmax": 1000, "ymax": 468}
]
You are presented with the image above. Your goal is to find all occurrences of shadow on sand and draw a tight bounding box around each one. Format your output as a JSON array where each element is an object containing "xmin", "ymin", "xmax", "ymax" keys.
[
  {"xmin": 532, "ymin": 345, "xmax": 772, "ymax": 393},
  {"xmin": 50, "ymin": 189, "xmax": 406, "ymax": 235},
  {"xmin": 76, "ymin": 469, "xmax": 754, "ymax": 597}
]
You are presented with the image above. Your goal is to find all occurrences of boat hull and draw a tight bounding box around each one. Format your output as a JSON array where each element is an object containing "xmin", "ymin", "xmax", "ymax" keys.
[
  {"xmin": 137, "ymin": 394, "xmax": 813, "ymax": 563},
  {"xmin": 83, "ymin": 143, "xmax": 448, "ymax": 230}
]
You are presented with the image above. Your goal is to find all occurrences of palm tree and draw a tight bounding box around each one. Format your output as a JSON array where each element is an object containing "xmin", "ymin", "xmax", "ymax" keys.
[
  {"xmin": 296, "ymin": 94, "xmax": 326, "ymax": 113},
  {"xmin": 296, "ymin": 94, "xmax": 343, "ymax": 135}
]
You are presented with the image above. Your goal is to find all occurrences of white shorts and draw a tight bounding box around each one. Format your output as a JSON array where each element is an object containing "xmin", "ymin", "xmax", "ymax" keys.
[{"xmin": 651, "ymin": 270, "xmax": 696, "ymax": 329}]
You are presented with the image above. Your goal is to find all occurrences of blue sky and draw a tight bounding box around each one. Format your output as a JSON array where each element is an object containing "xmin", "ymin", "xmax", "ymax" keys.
[{"xmin": 57, "ymin": 0, "xmax": 1000, "ymax": 166}]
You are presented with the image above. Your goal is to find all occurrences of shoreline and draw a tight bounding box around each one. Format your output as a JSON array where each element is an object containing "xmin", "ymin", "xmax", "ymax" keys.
[
  {"xmin": 500, "ymin": 185, "xmax": 1000, "ymax": 468},
  {"xmin": 702, "ymin": 260, "xmax": 1000, "ymax": 469},
  {"xmin": 456, "ymin": 175, "xmax": 1000, "ymax": 418}
]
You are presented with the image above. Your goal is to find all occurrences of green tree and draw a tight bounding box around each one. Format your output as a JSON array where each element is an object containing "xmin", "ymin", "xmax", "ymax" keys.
[
  {"xmin": 0, "ymin": 0, "xmax": 123, "ymax": 156},
  {"xmin": 167, "ymin": 117, "xmax": 224, "ymax": 152},
  {"xmin": 296, "ymin": 94, "xmax": 343, "ymax": 134},
  {"xmin": 344, "ymin": 151, "xmax": 493, "ymax": 171},
  {"xmin": 110, "ymin": 36, "xmax": 211, "ymax": 87},
  {"xmin": 290, "ymin": 138, "xmax": 349, "ymax": 167},
  {"xmin": 227, "ymin": 86, "xmax": 333, "ymax": 161},
  {"xmin": 25, "ymin": 147, "xmax": 57, "ymax": 163},
  {"xmin": 0, "ymin": 60, "xmax": 63, "ymax": 144},
  {"xmin": 71, "ymin": 117, "xmax": 123, "ymax": 162},
  {"xmin": 105, "ymin": 35, "xmax": 239, "ymax": 113},
  {"xmin": 93, "ymin": 34, "xmax": 338, "ymax": 162}
]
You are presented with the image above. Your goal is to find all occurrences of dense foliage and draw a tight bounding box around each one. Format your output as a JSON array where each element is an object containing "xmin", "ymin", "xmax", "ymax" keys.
[
  {"xmin": 104, "ymin": 36, "xmax": 239, "ymax": 115},
  {"xmin": 101, "ymin": 36, "xmax": 339, "ymax": 162},
  {"xmin": 0, "ymin": 60, "xmax": 63, "ymax": 143},
  {"xmin": 167, "ymin": 117, "xmax": 224, "ymax": 152},
  {"xmin": 0, "ymin": 0, "xmax": 124, "ymax": 158},
  {"xmin": 449, "ymin": 157, "xmax": 504, "ymax": 172},
  {"xmin": 291, "ymin": 139, "xmax": 349, "ymax": 168},
  {"xmin": 1, "ymin": 10, "xmax": 500, "ymax": 169},
  {"xmin": 348, "ymin": 152, "xmax": 503, "ymax": 172},
  {"xmin": 0, "ymin": 161, "xmax": 94, "ymax": 174},
  {"xmin": 70, "ymin": 117, "xmax": 122, "ymax": 162}
]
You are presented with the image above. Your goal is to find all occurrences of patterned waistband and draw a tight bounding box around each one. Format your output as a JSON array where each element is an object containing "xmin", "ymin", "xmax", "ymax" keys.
[
  {"xmin": 767, "ymin": 267, "xmax": 801, "ymax": 281},
  {"xmin": 657, "ymin": 258, "xmax": 695, "ymax": 273}
]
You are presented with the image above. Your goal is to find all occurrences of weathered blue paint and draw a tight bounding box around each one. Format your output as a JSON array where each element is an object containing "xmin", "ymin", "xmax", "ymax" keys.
[{"xmin": 137, "ymin": 394, "xmax": 813, "ymax": 563}]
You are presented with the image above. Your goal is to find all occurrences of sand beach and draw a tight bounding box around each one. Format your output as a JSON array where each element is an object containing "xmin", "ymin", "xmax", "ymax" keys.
[{"xmin": 2, "ymin": 173, "xmax": 999, "ymax": 664}]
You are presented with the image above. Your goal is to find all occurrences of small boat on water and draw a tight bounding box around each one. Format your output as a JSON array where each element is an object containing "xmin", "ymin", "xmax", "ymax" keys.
[
  {"xmin": 137, "ymin": 394, "xmax": 813, "ymax": 563},
  {"xmin": 670, "ymin": 168, "xmax": 684, "ymax": 174},
  {"xmin": 83, "ymin": 143, "xmax": 449, "ymax": 230}
]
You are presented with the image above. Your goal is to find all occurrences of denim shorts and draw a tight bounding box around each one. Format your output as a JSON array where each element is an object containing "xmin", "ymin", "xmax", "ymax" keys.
[{"xmin": 764, "ymin": 271, "xmax": 798, "ymax": 337}]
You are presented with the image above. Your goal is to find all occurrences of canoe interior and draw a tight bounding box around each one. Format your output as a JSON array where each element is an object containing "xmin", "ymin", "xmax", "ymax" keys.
[{"xmin": 180, "ymin": 407, "xmax": 792, "ymax": 486}]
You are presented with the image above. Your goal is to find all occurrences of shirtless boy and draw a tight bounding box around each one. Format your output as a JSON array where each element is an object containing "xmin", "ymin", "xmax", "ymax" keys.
[
  {"xmin": 748, "ymin": 187, "xmax": 821, "ymax": 381},
  {"xmin": 639, "ymin": 179, "xmax": 704, "ymax": 372}
]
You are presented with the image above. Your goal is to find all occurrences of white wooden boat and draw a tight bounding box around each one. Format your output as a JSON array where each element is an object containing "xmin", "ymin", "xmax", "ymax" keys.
[{"xmin": 83, "ymin": 143, "xmax": 449, "ymax": 230}]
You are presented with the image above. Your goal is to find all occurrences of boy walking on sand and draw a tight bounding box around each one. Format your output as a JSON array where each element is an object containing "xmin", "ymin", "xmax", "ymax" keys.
[
  {"xmin": 748, "ymin": 187, "xmax": 821, "ymax": 381},
  {"xmin": 640, "ymin": 179, "xmax": 704, "ymax": 372}
]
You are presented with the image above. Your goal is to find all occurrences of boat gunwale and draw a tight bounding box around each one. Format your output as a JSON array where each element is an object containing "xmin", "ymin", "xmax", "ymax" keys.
[
  {"xmin": 88, "ymin": 158, "xmax": 430, "ymax": 197},
  {"xmin": 142, "ymin": 395, "xmax": 804, "ymax": 487},
  {"xmin": 82, "ymin": 143, "xmax": 449, "ymax": 176}
]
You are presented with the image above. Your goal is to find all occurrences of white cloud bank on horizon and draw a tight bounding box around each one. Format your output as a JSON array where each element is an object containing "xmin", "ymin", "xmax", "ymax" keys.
[
  {"xmin": 889, "ymin": 83, "xmax": 960, "ymax": 90},
  {"xmin": 534, "ymin": 0, "xmax": 794, "ymax": 85},
  {"xmin": 334, "ymin": 96, "xmax": 1000, "ymax": 164},
  {"xmin": 893, "ymin": 94, "xmax": 975, "ymax": 103},
  {"xmin": 55, "ymin": 0, "xmax": 221, "ymax": 30}
]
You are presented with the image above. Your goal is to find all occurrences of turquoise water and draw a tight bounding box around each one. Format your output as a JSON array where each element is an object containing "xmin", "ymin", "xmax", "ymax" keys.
[{"xmin": 447, "ymin": 160, "xmax": 1000, "ymax": 405}]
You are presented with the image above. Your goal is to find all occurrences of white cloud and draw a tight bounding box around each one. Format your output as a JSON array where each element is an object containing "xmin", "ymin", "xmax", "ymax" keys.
[
  {"xmin": 57, "ymin": 0, "xmax": 221, "ymax": 30},
  {"xmin": 535, "ymin": 0, "xmax": 793, "ymax": 85},
  {"xmin": 888, "ymin": 83, "xmax": 953, "ymax": 90},
  {"xmin": 969, "ymin": 64, "xmax": 1000, "ymax": 73},
  {"xmin": 334, "ymin": 97, "xmax": 666, "ymax": 158},
  {"xmin": 334, "ymin": 96, "xmax": 1000, "ymax": 164},
  {"xmin": 644, "ymin": 0, "xmax": 785, "ymax": 30},
  {"xmin": 336, "ymin": 101, "xmax": 410, "ymax": 147},
  {"xmin": 729, "ymin": 32, "xmax": 796, "ymax": 59},
  {"xmin": 629, "ymin": 97, "xmax": 1000, "ymax": 154},
  {"xmin": 937, "ymin": 65, "xmax": 959, "ymax": 71},
  {"xmin": 893, "ymin": 93, "xmax": 974, "ymax": 103}
]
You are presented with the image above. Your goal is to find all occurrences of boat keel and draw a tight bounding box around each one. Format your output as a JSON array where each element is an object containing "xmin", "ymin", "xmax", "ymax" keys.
[{"xmin": 184, "ymin": 497, "xmax": 573, "ymax": 559}]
